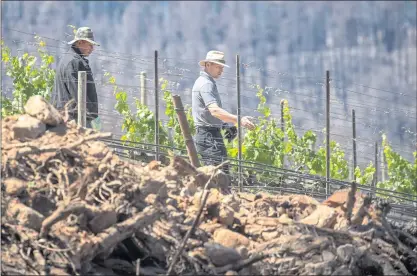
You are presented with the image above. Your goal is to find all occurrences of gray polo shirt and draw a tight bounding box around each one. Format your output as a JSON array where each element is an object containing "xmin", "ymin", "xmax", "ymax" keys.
[{"xmin": 192, "ymin": 71, "xmax": 224, "ymax": 128}]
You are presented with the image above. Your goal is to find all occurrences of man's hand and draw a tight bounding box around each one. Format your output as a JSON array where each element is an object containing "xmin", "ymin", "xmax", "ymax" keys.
[
  {"xmin": 207, "ymin": 103, "xmax": 256, "ymax": 130},
  {"xmin": 241, "ymin": 116, "xmax": 256, "ymax": 130}
]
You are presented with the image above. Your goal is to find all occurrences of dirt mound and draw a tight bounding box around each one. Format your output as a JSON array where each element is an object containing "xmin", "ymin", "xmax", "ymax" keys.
[{"xmin": 1, "ymin": 96, "xmax": 416, "ymax": 275}]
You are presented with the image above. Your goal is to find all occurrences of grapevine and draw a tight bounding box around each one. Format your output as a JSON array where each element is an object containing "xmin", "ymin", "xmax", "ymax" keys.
[{"xmin": 2, "ymin": 40, "xmax": 415, "ymax": 197}]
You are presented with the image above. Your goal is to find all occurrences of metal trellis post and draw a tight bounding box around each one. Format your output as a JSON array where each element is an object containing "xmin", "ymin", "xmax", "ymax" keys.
[
  {"xmin": 352, "ymin": 109, "xmax": 357, "ymax": 181},
  {"xmin": 77, "ymin": 71, "xmax": 87, "ymax": 128},
  {"xmin": 154, "ymin": 51, "xmax": 159, "ymax": 161},
  {"xmin": 325, "ymin": 70, "xmax": 331, "ymax": 197},
  {"xmin": 237, "ymin": 54, "xmax": 243, "ymax": 192}
]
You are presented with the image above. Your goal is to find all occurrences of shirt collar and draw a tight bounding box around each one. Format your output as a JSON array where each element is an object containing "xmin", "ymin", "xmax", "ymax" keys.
[
  {"xmin": 71, "ymin": 45, "xmax": 89, "ymax": 62},
  {"xmin": 200, "ymin": 71, "xmax": 215, "ymax": 83}
]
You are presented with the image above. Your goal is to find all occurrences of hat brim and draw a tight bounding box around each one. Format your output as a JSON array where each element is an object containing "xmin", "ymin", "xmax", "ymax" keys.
[
  {"xmin": 68, "ymin": 38, "xmax": 100, "ymax": 46},
  {"xmin": 199, "ymin": 60, "xmax": 230, "ymax": 68}
]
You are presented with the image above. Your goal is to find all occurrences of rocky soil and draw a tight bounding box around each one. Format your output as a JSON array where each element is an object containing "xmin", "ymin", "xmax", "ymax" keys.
[{"xmin": 1, "ymin": 96, "xmax": 416, "ymax": 276}]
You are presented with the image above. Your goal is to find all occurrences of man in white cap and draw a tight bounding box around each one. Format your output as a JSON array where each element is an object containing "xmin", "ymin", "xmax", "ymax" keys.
[
  {"xmin": 192, "ymin": 50, "xmax": 255, "ymax": 173},
  {"xmin": 51, "ymin": 27, "xmax": 100, "ymax": 128}
]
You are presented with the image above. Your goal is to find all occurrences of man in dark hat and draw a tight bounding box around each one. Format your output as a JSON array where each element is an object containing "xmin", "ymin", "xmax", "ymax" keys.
[{"xmin": 51, "ymin": 27, "xmax": 100, "ymax": 128}]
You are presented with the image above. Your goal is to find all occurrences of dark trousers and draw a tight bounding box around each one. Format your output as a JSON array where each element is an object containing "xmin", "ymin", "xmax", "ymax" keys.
[{"xmin": 194, "ymin": 126, "xmax": 229, "ymax": 174}]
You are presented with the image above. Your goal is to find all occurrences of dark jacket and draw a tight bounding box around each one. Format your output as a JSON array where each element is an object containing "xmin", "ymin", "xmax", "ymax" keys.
[{"xmin": 51, "ymin": 45, "xmax": 98, "ymax": 121}]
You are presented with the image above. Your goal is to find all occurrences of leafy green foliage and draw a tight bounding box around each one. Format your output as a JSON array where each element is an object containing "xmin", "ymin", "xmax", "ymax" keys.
[
  {"xmin": 226, "ymin": 85, "xmax": 284, "ymax": 168},
  {"xmin": 162, "ymin": 79, "xmax": 195, "ymax": 149},
  {"xmin": 378, "ymin": 134, "xmax": 417, "ymax": 196},
  {"xmin": 224, "ymin": 86, "xmax": 349, "ymax": 182},
  {"xmin": 1, "ymin": 37, "xmax": 55, "ymax": 117},
  {"xmin": 105, "ymin": 73, "xmax": 168, "ymax": 146},
  {"xmin": 309, "ymin": 141, "xmax": 350, "ymax": 180},
  {"xmin": 282, "ymin": 99, "xmax": 316, "ymax": 171},
  {"xmin": 354, "ymin": 162, "xmax": 376, "ymax": 185},
  {"xmin": 280, "ymin": 99, "xmax": 349, "ymax": 180}
]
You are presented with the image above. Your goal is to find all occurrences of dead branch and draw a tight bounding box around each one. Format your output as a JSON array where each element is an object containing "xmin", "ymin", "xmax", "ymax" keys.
[
  {"xmin": 39, "ymin": 201, "xmax": 98, "ymax": 237},
  {"xmin": 15, "ymin": 132, "xmax": 112, "ymax": 159},
  {"xmin": 214, "ymin": 252, "xmax": 271, "ymax": 274},
  {"xmin": 82, "ymin": 206, "xmax": 160, "ymax": 263},
  {"xmin": 166, "ymin": 161, "xmax": 229, "ymax": 276},
  {"xmin": 345, "ymin": 181, "xmax": 357, "ymax": 224},
  {"xmin": 351, "ymin": 196, "xmax": 372, "ymax": 225}
]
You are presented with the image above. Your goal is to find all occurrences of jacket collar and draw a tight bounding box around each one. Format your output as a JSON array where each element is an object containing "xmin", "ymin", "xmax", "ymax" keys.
[{"xmin": 71, "ymin": 45, "xmax": 89, "ymax": 61}]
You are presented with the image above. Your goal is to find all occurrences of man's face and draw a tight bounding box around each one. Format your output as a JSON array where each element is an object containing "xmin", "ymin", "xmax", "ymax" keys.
[
  {"xmin": 206, "ymin": 62, "xmax": 224, "ymax": 79},
  {"xmin": 77, "ymin": 40, "xmax": 94, "ymax": 56}
]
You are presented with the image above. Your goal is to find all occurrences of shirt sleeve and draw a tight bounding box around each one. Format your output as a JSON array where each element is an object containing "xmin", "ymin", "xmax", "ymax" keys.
[{"xmin": 200, "ymin": 83, "xmax": 219, "ymax": 107}]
